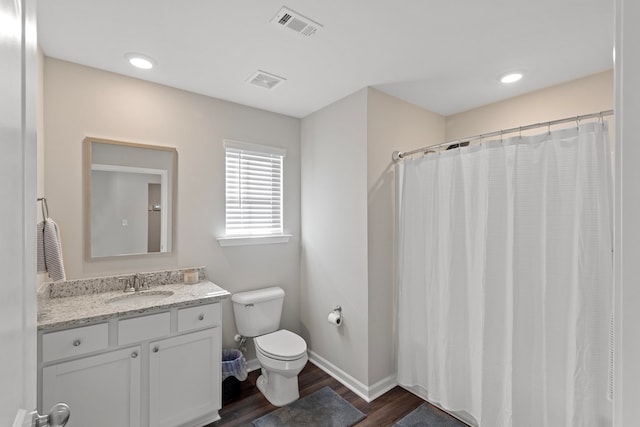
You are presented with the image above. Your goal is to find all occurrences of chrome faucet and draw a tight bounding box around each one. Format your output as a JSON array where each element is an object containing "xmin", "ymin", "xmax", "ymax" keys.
[
  {"xmin": 133, "ymin": 274, "xmax": 141, "ymax": 291},
  {"xmin": 133, "ymin": 273, "xmax": 149, "ymax": 291},
  {"xmin": 120, "ymin": 276, "xmax": 135, "ymax": 293},
  {"xmin": 121, "ymin": 274, "xmax": 148, "ymax": 292}
]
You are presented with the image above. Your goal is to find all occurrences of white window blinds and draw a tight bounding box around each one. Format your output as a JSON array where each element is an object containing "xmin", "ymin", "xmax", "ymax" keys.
[{"xmin": 224, "ymin": 140, "xmax": 286, "ymax": 236}]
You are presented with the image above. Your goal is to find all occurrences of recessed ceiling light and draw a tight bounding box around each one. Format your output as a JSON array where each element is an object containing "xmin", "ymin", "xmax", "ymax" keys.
[
  {"xmin": 499, "ymin": 72, "xmax": 524, "ymax": 84},
  {"xmin": 125, "ymin": 53, "xmax": 155, "ymax": 70}
]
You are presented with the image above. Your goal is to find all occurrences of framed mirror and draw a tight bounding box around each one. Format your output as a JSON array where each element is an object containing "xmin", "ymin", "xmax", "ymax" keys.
[{"xmin": 84, "ymin": 137, "xmax": 177, "ymax": 259}]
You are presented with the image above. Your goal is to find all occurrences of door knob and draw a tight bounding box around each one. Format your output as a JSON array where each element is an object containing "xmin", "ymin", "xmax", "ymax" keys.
[{"xmin": 34, "ymin": 402, "xmax": 70, "ymax": 427}]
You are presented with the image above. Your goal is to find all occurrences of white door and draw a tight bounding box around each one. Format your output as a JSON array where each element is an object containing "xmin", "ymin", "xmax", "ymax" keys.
[
  {"xmin": 615, "ymin": 0, "xmax": 640, "ymax": 425},
  {"xmin": 0, "ymin": 0, "xmax": 39, "ymax": 425},
  {"xmin": 42, "ymin": 347, "xmax": 142, "ymax": 427}
]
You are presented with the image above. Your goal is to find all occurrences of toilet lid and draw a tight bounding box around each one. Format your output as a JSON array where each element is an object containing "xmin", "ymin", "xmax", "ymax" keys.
[{"xmin": 255, "ymin": 329, "xmax": 307, "ymax": 361}]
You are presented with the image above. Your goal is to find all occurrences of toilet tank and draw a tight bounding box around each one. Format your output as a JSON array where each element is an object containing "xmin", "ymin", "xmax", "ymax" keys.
[{"xmin": 231, "ymin": 287, "xmax": 285, "ymax": 337}]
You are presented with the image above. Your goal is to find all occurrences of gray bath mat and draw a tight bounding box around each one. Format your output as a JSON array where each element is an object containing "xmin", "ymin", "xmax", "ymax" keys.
[
  {"xmin": 393, "ymin": 403, "xmax": 468, "ymax": 427},
  {"xmin": 252, "ymin": 386, "xmax": 366, "ymax": 427}
]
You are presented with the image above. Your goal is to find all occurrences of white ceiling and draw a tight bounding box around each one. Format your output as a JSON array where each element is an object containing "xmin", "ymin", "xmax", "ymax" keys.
[{"xmin": 37, "ymin": 0, "xmax": 614, "ymax": 118}]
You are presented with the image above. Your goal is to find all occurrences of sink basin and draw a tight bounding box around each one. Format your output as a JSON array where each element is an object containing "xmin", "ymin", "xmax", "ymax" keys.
[{"xmin": 106, "ymin": 290, "xmax": 174, "ymax": 306}]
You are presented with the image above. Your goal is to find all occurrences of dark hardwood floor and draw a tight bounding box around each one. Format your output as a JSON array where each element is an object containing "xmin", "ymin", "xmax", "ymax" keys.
[{"xmin": 208, "ymin": 362, "xmax": 459, "ymax": 426}]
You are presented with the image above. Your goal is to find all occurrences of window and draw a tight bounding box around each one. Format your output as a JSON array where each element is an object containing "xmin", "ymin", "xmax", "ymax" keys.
[{"xmin": 221, "ymin": 140, "xmax": 289, "ymax": 245}]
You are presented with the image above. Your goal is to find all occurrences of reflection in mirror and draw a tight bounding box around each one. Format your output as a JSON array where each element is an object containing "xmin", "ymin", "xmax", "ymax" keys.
[{"xmin": 84, "ymin": 138, "xmax": 177, "ymax": 258}]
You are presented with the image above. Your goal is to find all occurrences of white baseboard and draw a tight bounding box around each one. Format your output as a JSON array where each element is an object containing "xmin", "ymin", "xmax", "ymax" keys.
[
  {"xmin": 368, "ymin": 373, "xmax": 399, "ymax": 401},
  {"xmin": 308, "ymin": 349, "xmax": 397, "ymax": 403}
]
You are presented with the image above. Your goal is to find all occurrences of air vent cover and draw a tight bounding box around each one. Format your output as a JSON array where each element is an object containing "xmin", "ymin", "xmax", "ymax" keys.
[
  {"xmin": 247, "ymin": 70, "xmax": 287, "ymax": 90},
  {"xmin": 270, "ymin": 6, "xmax": 323, "ymax": 37}
]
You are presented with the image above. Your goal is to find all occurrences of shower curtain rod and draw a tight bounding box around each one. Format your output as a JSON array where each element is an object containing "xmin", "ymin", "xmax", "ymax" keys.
[{"xmin": 391, "ymin": 109, "xmax": 614, "ymax": 161}]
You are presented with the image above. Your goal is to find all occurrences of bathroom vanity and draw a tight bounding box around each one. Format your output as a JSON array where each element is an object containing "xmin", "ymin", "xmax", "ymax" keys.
[{"xmin": 37, "ymin": 273, "xmax": 229, "ymax": 427}]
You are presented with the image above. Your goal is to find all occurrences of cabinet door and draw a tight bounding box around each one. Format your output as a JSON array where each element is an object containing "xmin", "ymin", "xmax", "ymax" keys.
[
  {"xmin": 42, "ymin": 346, "xmax": 141, "ymax": 427},
  {"xmin": 149, "ymin": 328, "xmax": 221, "ymax": 427}
]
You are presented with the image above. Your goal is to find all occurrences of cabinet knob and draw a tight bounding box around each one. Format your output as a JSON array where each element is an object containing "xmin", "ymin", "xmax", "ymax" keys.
[
  {"xmin": 73, "ymin": 339, "xmax": 81, "ymax": 347},
  {"xmin": 198, "ymin": 314, "xmax": 205, "ymax": 321},
  {"xmin": 131, "ymin": 351, "xmax": 138, "ymax": 358},
  {"xmin": 153, "ymin": 346, "xmax": 159, "ymax": 353}
]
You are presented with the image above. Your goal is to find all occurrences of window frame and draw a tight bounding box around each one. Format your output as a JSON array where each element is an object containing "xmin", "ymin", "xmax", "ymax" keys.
[{"xmin": 218, "ymin": 139, "xmax": 291, "ymax": 246}]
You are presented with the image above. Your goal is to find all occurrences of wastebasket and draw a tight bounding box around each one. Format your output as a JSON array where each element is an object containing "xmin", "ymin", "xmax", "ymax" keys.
[{"xmin": 221, "ymin": 349, "xmax": 247, "ymax": 404}]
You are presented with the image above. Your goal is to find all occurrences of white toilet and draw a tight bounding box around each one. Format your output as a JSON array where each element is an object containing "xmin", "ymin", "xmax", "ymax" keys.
[{"xmin": 231, "ymin": 286, "xmax": 308, "ymax": 406}]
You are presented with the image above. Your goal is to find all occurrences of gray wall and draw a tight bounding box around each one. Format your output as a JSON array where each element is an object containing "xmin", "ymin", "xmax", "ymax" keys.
[{"xmin": 300, "ymin": 89, "xmax": 370, "ymax": 386}]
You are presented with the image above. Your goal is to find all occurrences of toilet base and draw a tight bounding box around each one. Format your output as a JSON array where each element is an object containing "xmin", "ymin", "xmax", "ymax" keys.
[{"xmin": 256, "ymin": 369, "xmax": 300, "ymax": 407}]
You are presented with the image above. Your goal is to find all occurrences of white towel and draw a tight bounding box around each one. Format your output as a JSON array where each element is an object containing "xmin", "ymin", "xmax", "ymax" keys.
[
  {"xmin": 37, "ymin": 221, "xmax": 46, "ymax": 273},
  {"xmin": 37, "ymin": 218, "xmax": 66, "ymax": 282}
]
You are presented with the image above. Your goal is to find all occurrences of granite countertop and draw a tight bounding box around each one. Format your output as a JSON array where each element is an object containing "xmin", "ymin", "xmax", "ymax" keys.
[{"xmin": 38, "ymin": 280, "xmax": 230, "ymax": 331}]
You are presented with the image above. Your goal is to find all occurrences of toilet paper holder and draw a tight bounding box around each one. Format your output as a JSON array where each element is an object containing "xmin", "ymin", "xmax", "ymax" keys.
[{"xmin": 328, "ymin": 305, "xmax": 343, "ymax": 326}]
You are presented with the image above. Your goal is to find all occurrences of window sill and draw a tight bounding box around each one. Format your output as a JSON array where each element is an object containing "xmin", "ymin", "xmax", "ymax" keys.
[{"xmin": 217, "ymin": 234, "xmax": 292, "ymax": 247}]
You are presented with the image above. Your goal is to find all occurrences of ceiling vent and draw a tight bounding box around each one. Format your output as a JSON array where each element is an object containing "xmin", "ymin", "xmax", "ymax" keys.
[
  {"xmin": 247, "ymin": 70, "xmax": 287, "ymax": 90},
  {"xmin": 270, "ymin": 6, "xmax": 323, "ymax": 37}
]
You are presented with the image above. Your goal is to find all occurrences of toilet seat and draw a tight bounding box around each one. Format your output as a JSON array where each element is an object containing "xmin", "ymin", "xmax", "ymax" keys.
[{"xmin": 255, "ymin": 329, "xmax": 307, "ymax": 361}]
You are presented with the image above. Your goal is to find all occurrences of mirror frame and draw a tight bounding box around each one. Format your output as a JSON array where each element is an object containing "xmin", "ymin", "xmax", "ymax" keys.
[{"xmin": 83, "ymin": 137, "xmax": 178, "ymax": 260}]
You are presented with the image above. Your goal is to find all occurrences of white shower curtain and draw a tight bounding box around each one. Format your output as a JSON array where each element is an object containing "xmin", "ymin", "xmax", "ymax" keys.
[{"xmin": 396, "ymin": 122, "xmax": 612, "ymax": 427}]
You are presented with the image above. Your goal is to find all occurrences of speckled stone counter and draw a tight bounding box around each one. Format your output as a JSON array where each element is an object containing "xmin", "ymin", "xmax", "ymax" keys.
[{"xmin": 38, "ymin": 268, "xmax": 230, "ymax": 331}]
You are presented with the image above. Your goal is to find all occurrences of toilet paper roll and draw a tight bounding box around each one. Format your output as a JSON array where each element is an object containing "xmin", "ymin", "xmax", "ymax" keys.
[{"xmin": 328, "ymin": 311, "xmax": 342, "ymax": 326}]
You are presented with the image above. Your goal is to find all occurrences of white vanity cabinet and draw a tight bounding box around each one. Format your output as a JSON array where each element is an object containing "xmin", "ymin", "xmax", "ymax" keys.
[{"xmin": 38, "ymin": 302, "xmax": 223, "ymax": 427}]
